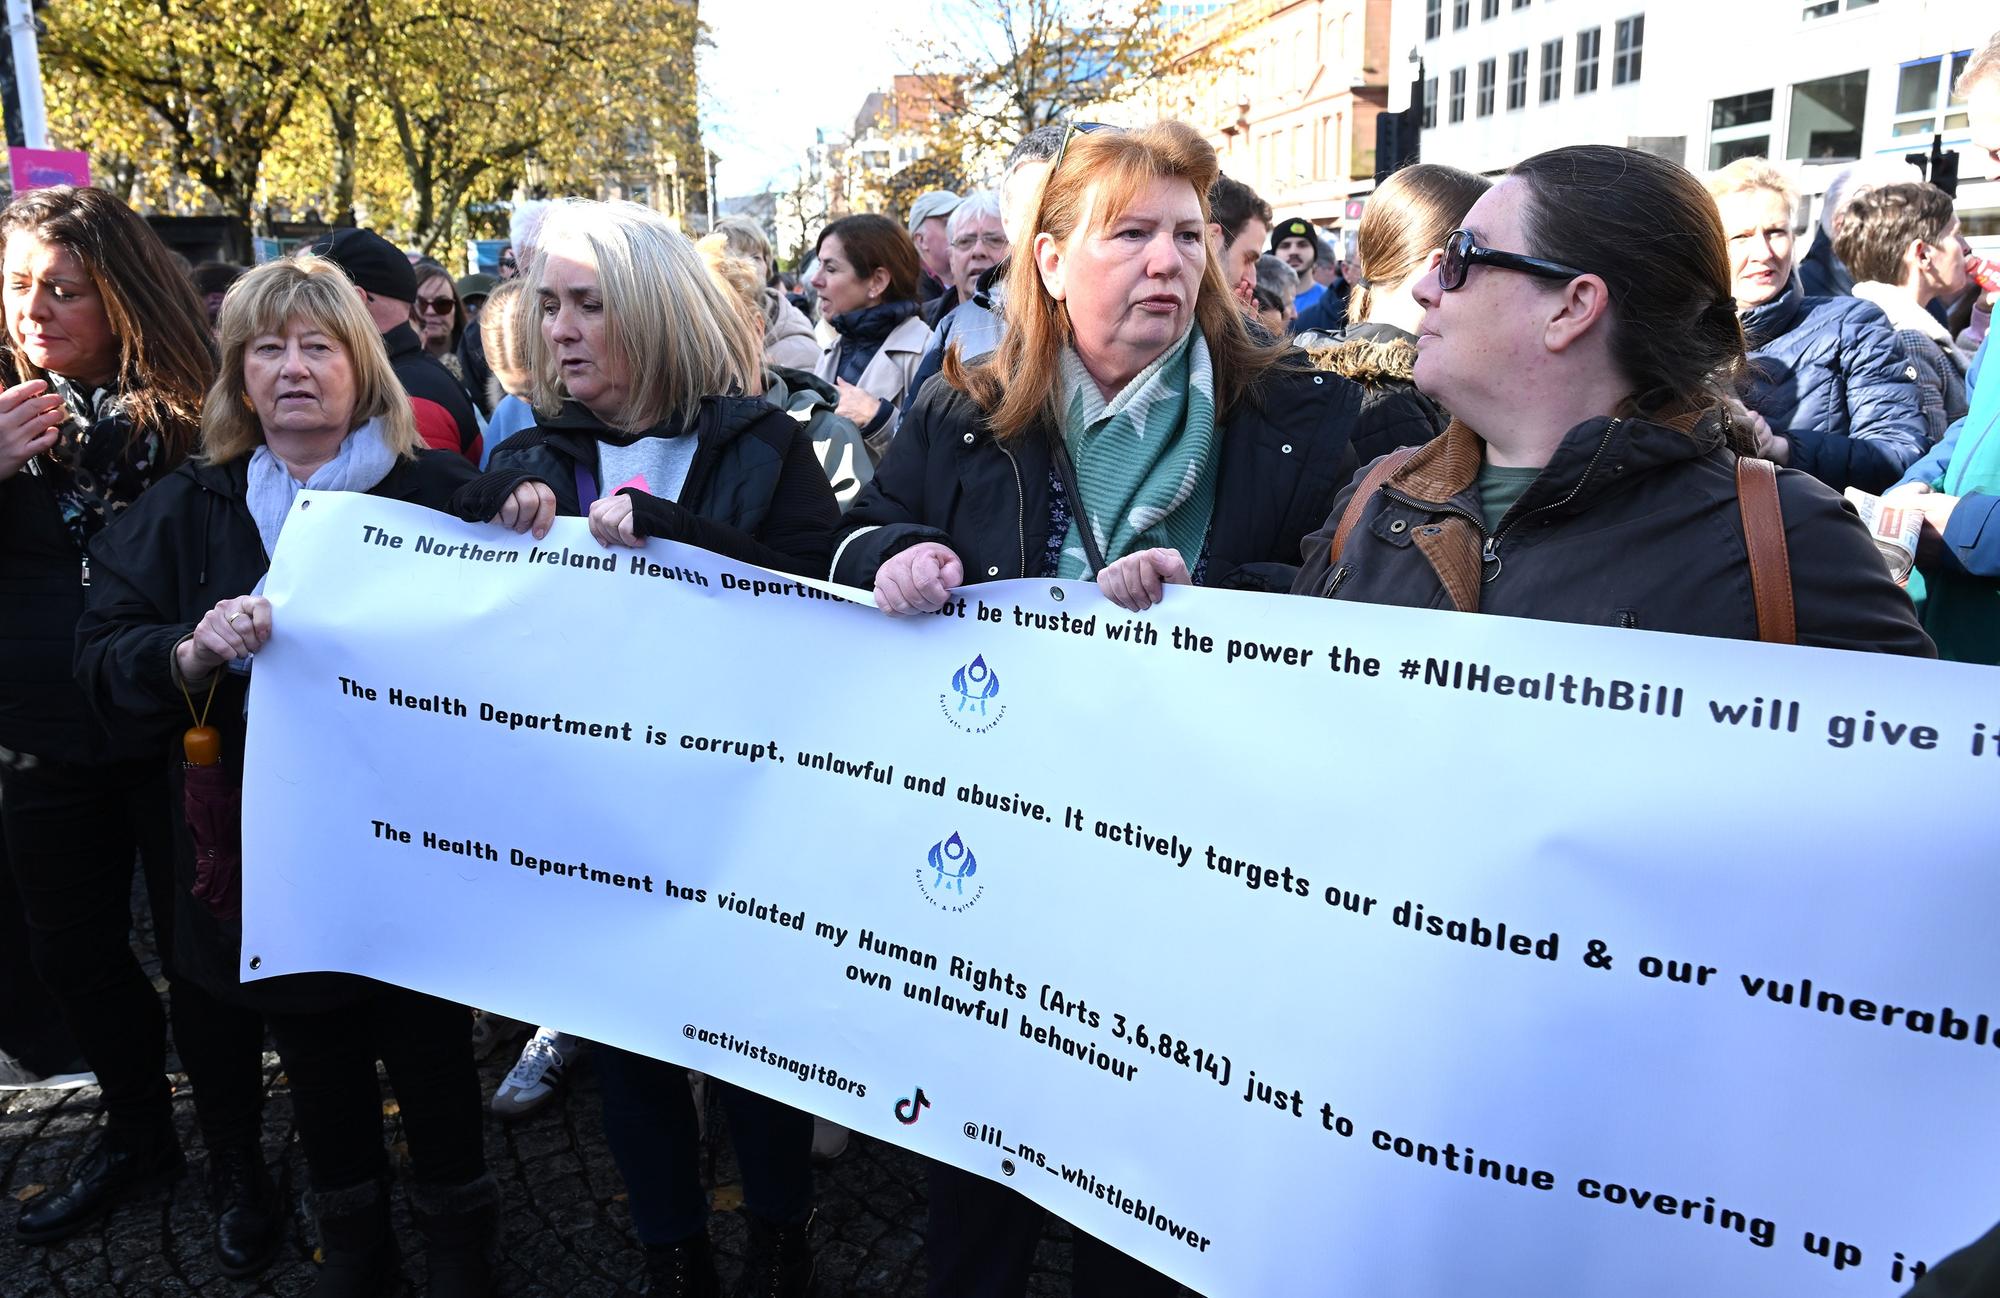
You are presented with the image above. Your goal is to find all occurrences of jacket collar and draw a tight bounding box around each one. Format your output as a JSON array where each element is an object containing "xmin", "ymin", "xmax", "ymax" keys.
[
  {"xmin": 535, "ymin": 395, "xmax": 766, "ymax": 457},
  {"xmin": 1740, "ymin": 272, "xmax": 1805, "ymax": 349},
  {"xmin": 1849, "ymin": 280, "xmax": 1953, "ymax": 345}
]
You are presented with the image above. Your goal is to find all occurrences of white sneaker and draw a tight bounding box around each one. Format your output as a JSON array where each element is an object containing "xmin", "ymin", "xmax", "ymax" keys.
[
  {"xmin": 0, "ymin": 1054, "xmax": 95, "ymax": 1091},
  {"xmin": 811, "ymin": 1117, "xmax": 850, "ymax": 1161},
  {"xmin": 490, "ymin": 1029, "xmax": 579, "ymax": 1119}
]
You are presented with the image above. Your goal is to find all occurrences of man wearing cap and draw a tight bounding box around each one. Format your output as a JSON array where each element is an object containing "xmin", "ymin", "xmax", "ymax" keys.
[
  {"xmin": 306, "ymin": 227, "xmax": 483, "ymax": 464},
  {"xmin": 906, "ymin": 189, "xmax": 960, "ymax": 304},
  {"xmin": 1271, "ymin": 217, "xmax": 1329, "ymax": 314},
  {"xmin": 456, "ymin": 273, "xmax": 497, "ymax": 326}
]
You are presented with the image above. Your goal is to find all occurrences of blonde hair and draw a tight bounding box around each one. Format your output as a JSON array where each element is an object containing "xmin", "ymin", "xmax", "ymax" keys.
[
  {"xmin": 1347, "ymin": 164, "xmax": 1489, "ymax": 326},
  {"xmin": 697, "ymin": 244, "xmax": 769, "ymax": 396},
  {"xmin": 1703, "ymin": 157, "xmax": 1798, "ymax": 213},
  {"xmin": 945, "ymin": 120, "xmax": 1285, "ymax": 442},
  {"xmin": 527, "ymin": 199, "xmax": 761, "ymax": 432},
  {"xmin": 201, "ymin": 254, "xmax": 421, "ymax": 463},
  {"xmin": 707, "ymin": 218, "xmax": 773, "ymax": 280},
  {"xmin": 478, "ymin": 278, "xmax": 532, "ymax": 399}
]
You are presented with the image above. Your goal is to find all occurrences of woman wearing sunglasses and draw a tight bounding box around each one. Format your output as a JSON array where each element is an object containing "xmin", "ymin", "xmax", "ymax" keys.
[
  {"xmin": 1292, "ymin": 144, "xmax": 1930, "ymax": 657},
  {"xmin": 835, "ymin": 119, "xmax": 1362, "ymax": 1295}
]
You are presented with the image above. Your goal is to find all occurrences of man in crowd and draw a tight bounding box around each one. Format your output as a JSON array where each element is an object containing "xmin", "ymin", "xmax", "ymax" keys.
[
  {"xmin": 906, "ymin": 189, "xmax": 960, "ymax": 303},
  {"xmin": 925, "ymin": 191, "xmax": 1007, "ymax": 328},
  {"xmin": 1207, "ymin": 174, "xmax": 1272, "ymax": 308},
  {"xmin": 307, "ymin": 227, "xmax": 483, "ymax": 463}
]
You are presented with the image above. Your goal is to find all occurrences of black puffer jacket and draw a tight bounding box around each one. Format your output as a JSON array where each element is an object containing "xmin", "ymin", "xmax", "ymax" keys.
[
  {"xmin": 75, "ymin": 450, "xmax": 478, "ymax": 1010},
  {"xmin": 385, "ymin": 321, "xmax": 481, "ymax": 457},
  {"xmin": 450, "ymin": 396, "xmax": 840, "ymax": 579},
  {"xmin": 833, "ymin": 363, "xmax": 1362, "ymax": 593},
  {"xmin": 1292, "ymin": 413, "xmax": 1934, "ymax": 656},
  {"xmin": 1302, "ymin": 323, "xmax": 1446, "ymax": 466}
]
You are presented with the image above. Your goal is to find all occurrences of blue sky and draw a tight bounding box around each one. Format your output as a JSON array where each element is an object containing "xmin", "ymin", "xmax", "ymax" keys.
[{"xmin": 701, "ymin": 1, "xmax": 905, "ymax": 199}]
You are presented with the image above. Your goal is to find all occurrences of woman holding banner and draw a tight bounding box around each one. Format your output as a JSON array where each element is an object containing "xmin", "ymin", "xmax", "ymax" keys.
[
  {"xmin": 75, "ymin": 255, "xmax": 496, "ymax": 1296},
  {"xmin": 1290, "ymin": 143, "xmax": 1933, "ymax": 657},
  {"xmin": 833, "ymin": 120, "xmax": 1361, "ymax": 1295},
  {"xmin": 454, "ymin": 198, "xmax": 840, "ymax": 1298}
]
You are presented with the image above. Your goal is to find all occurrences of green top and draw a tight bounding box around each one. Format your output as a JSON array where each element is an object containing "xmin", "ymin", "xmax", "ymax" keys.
[{"xmin": 1476, "ymin": 463, "xmax": 1543, "ymax": 533}]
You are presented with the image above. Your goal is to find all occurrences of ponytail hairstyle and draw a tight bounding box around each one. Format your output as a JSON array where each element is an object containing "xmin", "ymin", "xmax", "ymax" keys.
[
  {"xmin": 0, "ymin": 185, "xmax": 215, "ymax": 458},
  {"xmin": 1509, "ymin": 145, "xmax": 1752, "ymax": 448},
  {"xmin": 1347, "ymin": 164, "xmax": 1489, "ymax": 327}
]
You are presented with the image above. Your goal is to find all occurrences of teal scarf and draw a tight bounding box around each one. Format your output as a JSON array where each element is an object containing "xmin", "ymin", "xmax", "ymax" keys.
[{"xmin": 1055, "ymin": 326, "xmax": 1219, "ymax": 579}]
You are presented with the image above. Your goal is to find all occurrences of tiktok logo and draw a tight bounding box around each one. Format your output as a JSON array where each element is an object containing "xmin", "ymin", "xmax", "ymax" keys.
[{"xmin": 895, "ymin": 1087, "xmax": 932, "ymax": 1126}]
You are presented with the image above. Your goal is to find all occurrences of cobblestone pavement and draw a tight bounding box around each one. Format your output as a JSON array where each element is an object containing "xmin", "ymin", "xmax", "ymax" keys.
[
  {"xmin": 0, "ymin": 905, "xmax": 1112, "ymax": 1296},
  {"xmin": 2, "ymin": 1026, "xmax": 1096, "ymax": 1297}
]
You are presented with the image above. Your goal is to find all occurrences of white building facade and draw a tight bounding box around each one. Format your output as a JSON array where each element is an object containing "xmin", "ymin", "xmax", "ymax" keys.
[{"xmin": 1391, "ymin": 0, "xmax": 1997, "ymax": 250}]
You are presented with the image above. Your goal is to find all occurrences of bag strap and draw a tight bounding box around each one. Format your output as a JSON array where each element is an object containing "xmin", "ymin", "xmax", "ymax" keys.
[
  {"xmin": 1327, "ymin": 446, "xmax": 1420, "ymax": 568},
  {"xmin": 1735, "ymin": 455, "xmax": 1796, "ymax": 645},
  {"xmin": 1048, "ymin": 433, "xmax": 1109, "ymax": 577}
]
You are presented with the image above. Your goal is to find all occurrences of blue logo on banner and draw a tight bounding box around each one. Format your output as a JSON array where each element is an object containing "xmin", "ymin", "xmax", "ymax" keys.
[
  {"xmin": 928, "ymin": 832, "xmax": 977, "ymax": 892},
  {"xmin": 952, "ymin": 655, "xmax": 1000, "ymax": 714}
]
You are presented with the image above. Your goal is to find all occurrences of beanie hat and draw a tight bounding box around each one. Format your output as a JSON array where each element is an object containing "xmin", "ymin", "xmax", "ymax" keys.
[{"xmin": 307, "ymin": 228, "xmax": 418, "ymax": 303}]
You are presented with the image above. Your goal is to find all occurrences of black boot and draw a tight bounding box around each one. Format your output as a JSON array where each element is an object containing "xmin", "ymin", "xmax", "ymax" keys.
[
  {"xmin": 734, "ymin": 1213, "xmax": 815, "ymax": 1298},
  {"xmin": 409, "ymin": 1173, "xmax": 500, "ymax": 1298},
  {"xmin": 644, "ymin": 1231, "xmax": 719, "ymax": 1297},
  {"xmin": 307, "ymin": 1176, "xmax": 401, "ymax": 1298},
  {"xmin": 206, "ymin": 1143, "xmax": 283, "ymax": 1278},
  {"xmin": 15, "ymin": 1127, "xmax": 184, "ymax": 1243}
]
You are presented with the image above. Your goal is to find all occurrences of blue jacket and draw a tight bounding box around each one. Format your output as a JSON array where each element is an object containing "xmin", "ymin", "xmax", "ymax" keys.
[
  {"xmin": 1741, "ymin": 273, "xmax": 1928, "ymax": 494},
  {"xmin": 1897, "ymin": 338, "xmax": 2000, "ymax": 663}
]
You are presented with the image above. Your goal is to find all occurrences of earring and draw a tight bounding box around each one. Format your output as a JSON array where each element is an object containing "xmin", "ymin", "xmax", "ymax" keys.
[{"xmin": 240, "ymin": 394, "xmax": 254, "ymax": 410}]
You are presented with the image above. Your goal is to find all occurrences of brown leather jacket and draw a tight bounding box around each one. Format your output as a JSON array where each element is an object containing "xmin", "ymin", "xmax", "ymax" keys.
[{"xmin": 1292, "ymin": 412, "xmax": 1934, "ymax": 656}]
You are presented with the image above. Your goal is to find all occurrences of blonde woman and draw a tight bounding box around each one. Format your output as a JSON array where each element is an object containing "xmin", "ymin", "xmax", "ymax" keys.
[
  {"xmin": 75, "ymin": 254, "xmax": 494, "ymax": 1293},
  {"xmin": 1705, "ymin": 157, "xmax": 1928, "ymax": 492},
  {"xmin": 703, "ymin": 218, "xmax": 820, "ymax": 370},
  {"xmin": 459, "ymin": 199, "xmax": 837, "ymax": 1295},
  {"xmin": 1302, "ymin": 162, "xmax": 1489, "ymax": 463}
]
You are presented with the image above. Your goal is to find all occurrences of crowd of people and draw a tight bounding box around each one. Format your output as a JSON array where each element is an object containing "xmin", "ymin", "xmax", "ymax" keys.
[{"xmin": 2, "ymin": 26, "xmax": 1998, "ymax": 1298}]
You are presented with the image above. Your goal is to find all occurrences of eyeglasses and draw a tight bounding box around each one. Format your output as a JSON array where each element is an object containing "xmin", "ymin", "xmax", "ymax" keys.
[
  {"xmin": 949, "ymin": 232, "xmax": 1009, "ymax": 252},
  {"xmin": 416, "ymin": 295, "xmax": 457, "ymax": 317},
  {"xmin": 1438, "ymin": 228, "xmax": 1588, "ymax": 292},
  {"xmin": 1051, "ymin": 121, "xmax": 1118, "ymax": 172}
]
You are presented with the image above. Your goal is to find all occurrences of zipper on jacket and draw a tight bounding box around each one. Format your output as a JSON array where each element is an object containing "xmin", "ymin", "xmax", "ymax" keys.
[
  {"xmin": 996, "ymin": 439, "xmax": 1027, "ymax": 578},
  {"xmin": 1479, "ymin": 418, "xmax": 1623, "ymax": 583},
  {"xmin": 1325, "ymin": 563, "xmax": 1350, "ymax": 597}
]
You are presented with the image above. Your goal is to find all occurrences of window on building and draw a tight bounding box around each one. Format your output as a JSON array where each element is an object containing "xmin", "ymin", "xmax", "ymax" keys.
[
  {"xmin": 1449, "ymin": 66, "xmax": 1467, "ymax": 124},
  {"xmin": 1426, "ymin": 0, "xmax": 1442, "ymax": 40},
  {"xmin": 1787, "ymin": 70, "xmax": 1868, "ymax": 161},
  {"xmin": 1892, "ymin": 52, "xmax": 1974, "ymax": 140},
  {"xmin": 1424, "ymin": 76, "xmax": 1440, "ymax": 128},
  {"xmin": 1508, "ymin": 50, "xmax": 1529, "ymax": 110},
  {"xmin": 1513, "ymin": 0, "xmax": 1531, "ymax": 8},
  {"xmin": 1575, "ymin": 28, "xmax": 1600, "ymax": 94},
  {"xmin": 1708, "ymin": 89, "xmax": 1773, "ymax": 168},
  {"xmin": 1453, "ymin": 0, "xmax": 1469, "ymax": 31},
  {"xmin": 1802, "ymin": 0, "xmax": 1877, "ymax": 17},
  {"xmin": 1477, "ymin": 58, "xmax": 1496, "ymax": 117},
  {"xmin": 1613, "ymin": 15, "xmax": 1643, "ymax": 85},
  {"xmin": 1482, "ymin": 0, "xmax": 1499, "ymax": 19},
  {"xmin": 1540, "ymin": 39, "xmax": 1563, "ymax": 103}
]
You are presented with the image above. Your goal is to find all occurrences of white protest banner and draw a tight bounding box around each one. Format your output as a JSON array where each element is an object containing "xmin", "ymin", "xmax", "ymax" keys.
[{"xmin": 244, "ymin": 492, "xmax": 2000, "ymax": 1296}]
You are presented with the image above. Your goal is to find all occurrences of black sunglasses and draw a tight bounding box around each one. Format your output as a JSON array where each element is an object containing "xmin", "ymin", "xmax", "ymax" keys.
[{"xmin": 1439, "ymin": 228, "xmax": 1588, "ymax": 292}]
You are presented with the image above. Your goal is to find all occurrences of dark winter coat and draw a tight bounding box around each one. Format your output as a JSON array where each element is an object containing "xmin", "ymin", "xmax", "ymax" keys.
[
  {"xmin": 449, "ymin": 396, "xmax": 840, "ymax": 579},
  {"xmin": 1292, "ymin": 412, "xmax": 1934, "ymax": 656},
  {"xmin": 833, "ymin": 363, "xmax": 1363, "ymax": 593},
  {"xmin": 1740, "ymin": 274, "xmax": 1929, "ymax": 494},
  {"xmin": 384, "ymin": 321, "xmax": 482, "ymax": 459},
  {"xmin": 1303, "ymin": 323, "xmax": 1447, "ymax": 466},
  {"xmin": 0, "ymin": 394, "xmax": 186, "ymax": 766},
  {"xmin": 75, "ymin": 450, "xmax": 478, "ymax": 1010}
]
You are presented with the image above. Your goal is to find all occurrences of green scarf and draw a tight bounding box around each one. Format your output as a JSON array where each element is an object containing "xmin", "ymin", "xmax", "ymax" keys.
[{"xmin": 1055, "ymin": 326, "xmax": 1219, "ymax": 579}]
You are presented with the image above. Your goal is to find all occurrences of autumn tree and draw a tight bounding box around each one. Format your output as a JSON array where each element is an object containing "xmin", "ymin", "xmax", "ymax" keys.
[
  {"xmin": 900, "ymin": 0, "xmax": 1219, "ymax": 178},
  {"xmin": 40, "ymin": 0, "xmax": 346, "ymax": 247}
]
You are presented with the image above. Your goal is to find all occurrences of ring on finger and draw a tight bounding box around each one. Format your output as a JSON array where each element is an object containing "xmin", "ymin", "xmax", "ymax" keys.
[{"xmin": 228, "ymin": 611, "xmax": 250, "ymax": 627}]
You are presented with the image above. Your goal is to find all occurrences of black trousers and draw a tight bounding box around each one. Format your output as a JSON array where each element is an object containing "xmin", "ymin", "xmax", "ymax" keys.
[
  {"xmin": 925, "ymin": 1160, "xmax": 1185, "ymax": 1298},
  {"xmin": 266, "ymin": 986, "xmax": 485, "ymax": 1192},
  {"xmin": 0, "ymin": 810, "xmax": 82, "ymax": 1075},
  {"xmin": 2, "ymin": 756, "xmax": 264, "ymax": 1149}
]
